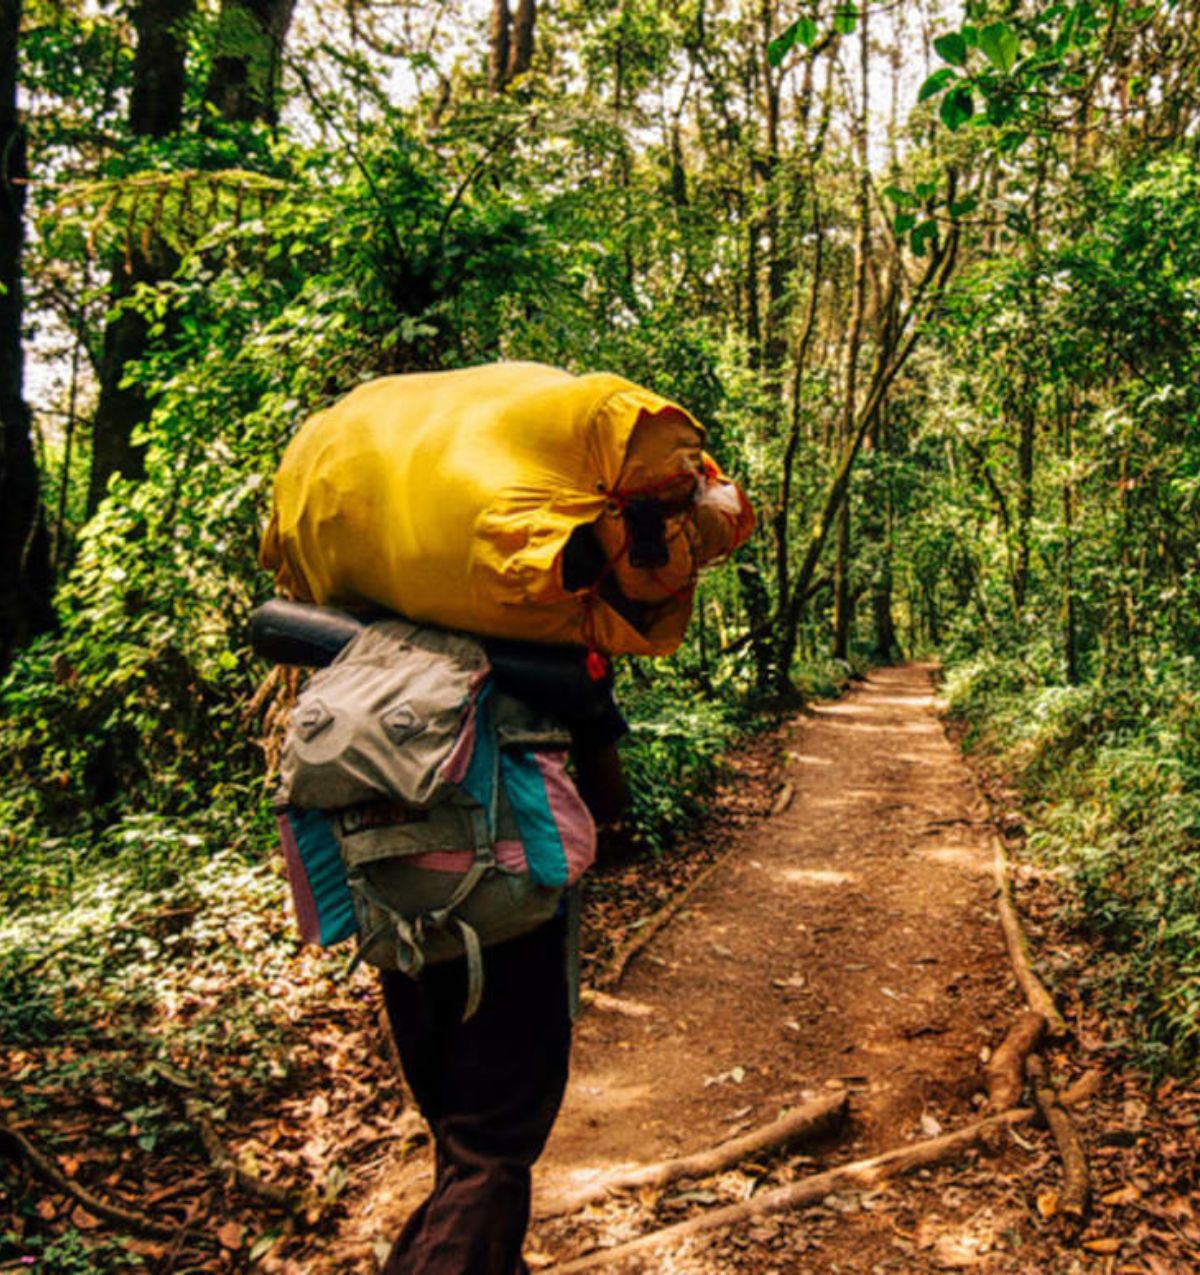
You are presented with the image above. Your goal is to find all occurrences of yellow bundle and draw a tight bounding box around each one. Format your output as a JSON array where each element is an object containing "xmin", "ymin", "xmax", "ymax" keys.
[{"xmin": 260, "ymin": 361, "xmax": 753, "ymax": 656}]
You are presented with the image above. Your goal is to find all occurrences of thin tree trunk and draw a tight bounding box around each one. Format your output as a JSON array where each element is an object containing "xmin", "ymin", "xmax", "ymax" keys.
[
  {"xmin": 506, "ymin": 0, "xmax": 535, "ymax": 81},
  {"xmin": 87, "ymin": 0, "xmax": 192, "ymax": 516},
  {"xmin": 1060, "ymin": 397, "xmax": 1079, "ymax": 684},
  {"xmin": 0, "ymin": 0, "xmax": 55, "ymax": 669},
  {"xmin": 489, "ymin": 0, "xmax": 511, "ymax": 92},
  {"xmin": 833, "ymin": 4, "xmax": 870, "ymax": 663}
]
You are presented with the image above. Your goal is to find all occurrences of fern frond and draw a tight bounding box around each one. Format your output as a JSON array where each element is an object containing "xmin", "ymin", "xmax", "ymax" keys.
[{"xmin": 54, "ymin": 169, "xmax": 289, "ymax": 261}]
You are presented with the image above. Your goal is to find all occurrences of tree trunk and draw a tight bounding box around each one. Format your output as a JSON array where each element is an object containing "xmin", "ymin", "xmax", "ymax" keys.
[
  {"xmin": 832, "ymin": 2, "xmax": 870, "ymax": 664},
  {"xmin": 1013, "ymin": 402, "xmax": 1034, "ymax": 616},
  {"xmin": 0, "ymin": 0, "xmax": 55, "ymax": 670},
  {"xmin": 203, "ymin": 0, "xmax": 298, "ymax": 126},
  {"xmin": 488, "ymin": 0, "xmax": 511, "ymax": 93},
  {"xmin": 87, "ymin": 0, "xmax": 192, "ymax": 516},
  {"xmin": 505, "ymin": 0, "xmax": 535, "ymax": 81}
]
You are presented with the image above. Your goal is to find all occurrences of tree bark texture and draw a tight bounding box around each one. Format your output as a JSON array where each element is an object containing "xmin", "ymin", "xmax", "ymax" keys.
[
  {"xmin": 0, "ymin": 0, "xmax": 55, "ymax": 669},
  {"xmin": 488, "ymin": 0, "xmax": 511, "ymax": 93},
  {"xmin": 505, "ymin": 0, "xmax": 535, "ymax": 81},
  {"xmin": 87, "ymin": 0, "xmax": 193, "ymax": 516},
  {"xmin": 832, "ymin": 4, "xmax": 870, "ymax": 664}
]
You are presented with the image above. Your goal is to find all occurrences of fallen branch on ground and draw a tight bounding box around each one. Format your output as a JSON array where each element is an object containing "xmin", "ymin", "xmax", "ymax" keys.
[
  {"xmin": 990, "ymin": 829, "xmax": 1067, "ymax": 1034},
  {"xmin": 1027, "ymin": 1054, "xmax": 1090, "ymax": 1231},
  {"xmin": 537, "ymin": 1092, "xmax": 847, "ymax": 1219},
  {"xmin": 549, "ymin": 1107, "xmax": 1035, "ymax": 1272},
  {"xmin": 578, "ymin": 989, "xmax": 654, "ymax": 1018},
  {"xmin": 771, "ymin": 782, "xmax": 795, "ymax": 816},
  {"xmin": 986, "ymin": 1011, "xmax": 1047, "ymax": 1112},
  {"xmin": 0, "ymin": 1120, "xmax": 203, "ymax": 1244}
]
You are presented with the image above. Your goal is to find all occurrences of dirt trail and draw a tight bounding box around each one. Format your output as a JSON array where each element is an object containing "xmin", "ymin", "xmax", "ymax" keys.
[
  {"xmin": 527, "ymin": 662, "xmax": 1021, "ymax": 1269},
  {"xmin": 345, "ymin": 664, "xmax": 1035, "ymax": 1271}
]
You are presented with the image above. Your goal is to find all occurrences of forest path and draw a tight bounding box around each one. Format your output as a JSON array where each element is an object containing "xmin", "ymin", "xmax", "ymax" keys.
[
  {"xmin": 526, "ymin": 663, "xmax": 1022, "ymax": 1270},
  {"xmin": 342, "ymin": 665, "xmax": 1035, "ymax": 1272}
]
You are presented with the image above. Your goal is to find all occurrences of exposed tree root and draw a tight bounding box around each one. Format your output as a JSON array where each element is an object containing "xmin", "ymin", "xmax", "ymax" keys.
[
  {"xmin": 986, "ymin": 1010, "xmax": 1047, "ymax": 1112},
  {"xmin": 595, "ymin": 843, "xmax": 740, "ymax": 991},
  {"xmin": 537, "ymin": 1092, "xmax": 848, "ymax": 1219},
  {"xmin": 549, "ymin": 1107, "xmax": 1035, "ymax": 1272},
  {"xmin": 990, "ymin": 829, "xmax": 1067, "ymax": 1034},
  {"xmin": 1027, "ymin": 1054, "xmax": 1090, "ymax": 1231},
  {"xmin": 0, "ymin": 1120, "xmax": 203, "ymax": 1244},
  {"xmin": 197, "ymin": 1115, "xmax": 297, "ymax": 1209}
]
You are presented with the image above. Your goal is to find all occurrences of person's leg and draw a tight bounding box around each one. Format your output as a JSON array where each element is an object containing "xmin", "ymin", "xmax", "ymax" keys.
[{"xmin": 379, "ymin": 914, "xmax": 571, "ymax": 1275}]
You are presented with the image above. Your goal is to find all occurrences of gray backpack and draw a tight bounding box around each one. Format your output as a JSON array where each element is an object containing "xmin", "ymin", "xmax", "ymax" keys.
[{"xmin": 274, "ymin": 619, "xmax": 596, "ymax": 1017}]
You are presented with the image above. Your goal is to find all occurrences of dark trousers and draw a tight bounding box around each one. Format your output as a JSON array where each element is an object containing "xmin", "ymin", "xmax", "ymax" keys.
[{"xmin": 379, "ymin": 914, "xmax": 572, "ymax": 1274}]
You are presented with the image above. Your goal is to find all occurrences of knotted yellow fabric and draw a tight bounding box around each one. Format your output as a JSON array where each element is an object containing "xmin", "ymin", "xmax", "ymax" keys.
[{"xmin": 260, "ymin": 361, "xmax": 753, "ymax": 656}]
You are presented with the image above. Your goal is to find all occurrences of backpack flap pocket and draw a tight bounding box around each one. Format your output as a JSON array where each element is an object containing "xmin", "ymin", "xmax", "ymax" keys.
[{"xmin": 278, "ymin": 619, "xmax": 490, "ymax": 811}]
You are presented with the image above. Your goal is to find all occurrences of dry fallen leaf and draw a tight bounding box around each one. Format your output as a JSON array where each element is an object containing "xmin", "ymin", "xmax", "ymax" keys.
[
  {"xmin": 1082, "ymin": 1237, "xmax": 1122, "ymax": 1254},
  {"xmin": 1036, "ymin": 1189, "xmax": 1060, "ymax": 1220},
  {"xmin": 218, "ymin": 1220, "xmax": 245, "ymax": 1250},
  {"xmin": 71, "ymin": 1205, "xmax": 102, "ymax": 1230},
  {"xmin": 1102, "ymin": 1185, "xmax": 1142, "ymax": 1207}
]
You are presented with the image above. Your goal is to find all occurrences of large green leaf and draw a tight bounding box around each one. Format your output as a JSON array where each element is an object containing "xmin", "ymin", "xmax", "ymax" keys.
[
  {"xmin": 939, "ymin": 86, "xmax": 975, "ymax": 131},
  {"xmin": 979, "ymin": 21, "xmax": 1019, "ymax": 74},
  {"xmin": 933, "ymin": 32, "xmax": 968, "ymax": 67},
  {"xmin": 919, "ymin": 67, "xmax": 959, "ymax": 102}
]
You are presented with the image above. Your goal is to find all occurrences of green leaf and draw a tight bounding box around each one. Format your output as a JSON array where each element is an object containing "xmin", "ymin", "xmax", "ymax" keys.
[
  {"xmin": 940, "ymin": 85, "xmax": 975, "ymax": 131},
  {"xmin": 916, "ymin": 181, "xmax": 937, "ymax": 200},
  {"xmin": 979, "ymin": 21, "xmax": 1019, "ymax": 74},
  {"xmin": 883, "ymin": 185, "xmax": 918, "ymax": 208},
  {"xmin": 918, "ymin": 67, "xmax": 958, "ymax": 102},
  {"xmin": 933, "ymin": 32, "xmax": 968, "ymax": 66},
  {"xmin": 949, "ymin": 196, "xmax": 979, "ymax": 218},
  {"xmin": 910, "ymin": 220, "xmax": 939, "ymax": 257},
  {"xmin": 893, "ymin": 212, "xmax": 917, "ymax": 234},
  {"xmin": 767, "ymin": 19, "xmax": 801, "ymax": 66},
  {"xmin": 833, "ymin": 3, "xmax": 858, "ymax": 35},
  {"xmin": 768, "ymin": 13, "xmax": 818, "ymax": 61}
]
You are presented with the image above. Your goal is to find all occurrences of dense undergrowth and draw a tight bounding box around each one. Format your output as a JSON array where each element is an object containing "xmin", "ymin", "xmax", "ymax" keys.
[{"xmin": 944, "ymin": 652, "xmax": 1200, "ymax": 1077}]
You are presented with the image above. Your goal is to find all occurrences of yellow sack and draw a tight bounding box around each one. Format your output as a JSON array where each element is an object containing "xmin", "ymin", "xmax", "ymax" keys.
[{"xmin": 260, "ymin": 361, "xmax": 753, "ymax": 657}]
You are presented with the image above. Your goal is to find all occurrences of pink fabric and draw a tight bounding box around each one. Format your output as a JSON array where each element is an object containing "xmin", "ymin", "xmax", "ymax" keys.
[
  {"xmin": 439, "ymin": 668, "xmax": 491, "ymax": 785},
  {"xmin": 535, "ymin": 751, "xmax": 597, "ymax": 884},
  {"xmin": 407, "ymin": 840, "xmax": 528, "ymax": 874},
  {"xmin": 277, "ymin": 813, "xmax": 321, "ymax": 946}
]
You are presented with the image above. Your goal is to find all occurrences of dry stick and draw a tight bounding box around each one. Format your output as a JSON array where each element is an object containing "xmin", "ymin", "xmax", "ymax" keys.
[
  {"xmin": 550, "ymin": 1107, "xmax": 1036, "ymax": 1273},
  {"xmin": 578, "ymin": 989, "xmax": 654, "ymax": 1019},
  {"xmin": 986, "ymin": 1010, "xmax": 1047, "ymax": 1112},
  {"xmin": 538, "ymin": 1092, "xmax": 848, "ymax": 1219},
  {"xmin": 1027, "ymin": 1055, "xmax": 1090, "ymax": 1229},
  {"xmin": 771, "ymin": 782, "xmax": 796, "ymax": 816},
  {"xmin": 990, "ymin": 829, "xmax": 1067, "ymax": 1034},
  {"xmin": 197, "ymin": 1117, "xmax": 296, "ymax": 1210},
  {"xmin": 0, "ymin": 1121, "xmax": 203, "ymax": 1244},
  {"xmin": 594, "ymin": 844, "xmax": 738, "ymax": 992}
]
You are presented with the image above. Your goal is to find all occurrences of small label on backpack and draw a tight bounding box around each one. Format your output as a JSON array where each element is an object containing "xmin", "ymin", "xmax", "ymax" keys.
[
  {"xmin": 295, "ymin": 698, "xmax": 334, "ymax": 741},
  {"xmin": 381, "ymin": 700, "xmax": 425, "ymax": 746}
]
